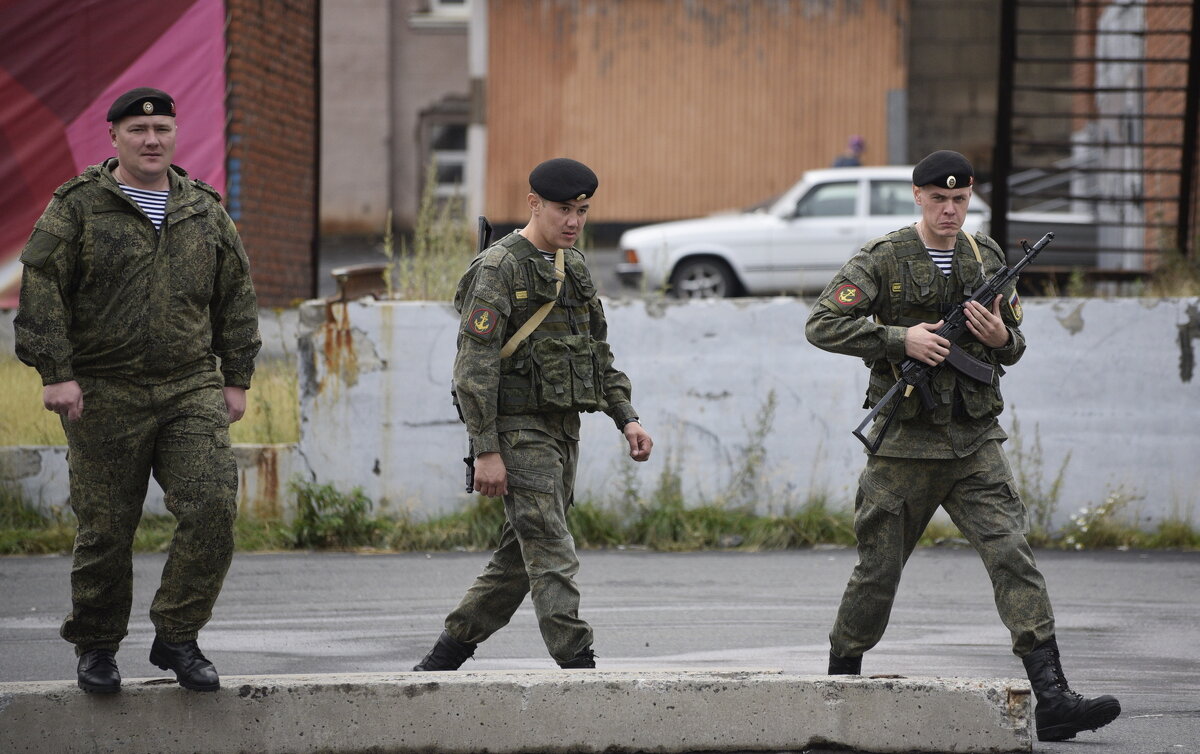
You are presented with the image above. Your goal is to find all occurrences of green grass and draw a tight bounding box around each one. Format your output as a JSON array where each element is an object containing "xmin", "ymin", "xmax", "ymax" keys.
[
  {"xmin": 0, "ymin": 358, "xmax": 298, "ymax": 446},
  {"xmin": 3, "ymin": 478, "xmax": 1197, "ymax": 557}
]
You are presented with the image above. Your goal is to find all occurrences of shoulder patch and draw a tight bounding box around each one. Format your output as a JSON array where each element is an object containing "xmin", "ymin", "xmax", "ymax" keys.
[
  {"xmin": 1007, "ymin": 289, "xmax": 1023, "ymax": 323},
  {"xmin": 466, "ymin": 303, "xmax": 499, "ymax": 339},
  {"xmin": 833, "ymin": 283, "xmax": 866, "ymax": 308}
]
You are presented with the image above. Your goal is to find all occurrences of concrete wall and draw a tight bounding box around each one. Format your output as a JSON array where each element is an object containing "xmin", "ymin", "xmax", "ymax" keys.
[
  {"xmin": 5, "ymin": 298, "xmax": 1199, "ymax": 529},
  {"xmin": 295, "ymin": 296, "xmax": 1200, "ymax": 528},
  {"xmin": 0, "ymin": 308, "xmax": 304, "ymax": 519}
]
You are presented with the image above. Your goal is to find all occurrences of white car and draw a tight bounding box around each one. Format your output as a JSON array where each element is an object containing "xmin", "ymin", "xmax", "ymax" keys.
[{"xmin": 617, "ymin": 165, "xmax": 991, "ymax": 298}]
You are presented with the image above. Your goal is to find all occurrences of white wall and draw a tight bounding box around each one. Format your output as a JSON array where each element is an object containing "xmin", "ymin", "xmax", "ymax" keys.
[
  {"xmin": 5, "ymin": 298, "xmax": 1198, "ymax": 529},
  {"xmin": 294, "ymin": 296, "xmax": 1200, "ymax": 528}
]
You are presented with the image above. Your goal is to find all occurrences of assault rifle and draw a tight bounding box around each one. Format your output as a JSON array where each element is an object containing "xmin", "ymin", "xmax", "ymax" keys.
[
  {"xmin": 852, "ymin": 232, "xmax": 1054, "ymax": 454},
  {"xmin": 457, "ymin": 215, "xmax": 494, "ymax": 492}
]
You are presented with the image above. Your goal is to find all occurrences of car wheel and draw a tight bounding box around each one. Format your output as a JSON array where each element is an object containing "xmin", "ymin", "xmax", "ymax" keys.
[{"xmin": 670, "ymin": 258, "xmax": 738, "ymax": 298}]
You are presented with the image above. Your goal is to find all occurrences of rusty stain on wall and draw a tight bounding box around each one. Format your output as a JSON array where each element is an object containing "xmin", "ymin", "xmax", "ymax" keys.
[
  {"xmin": 322, "ymin": 301, "xmax": 360, "ymax": 388},
  {"xmin": 314, "ymin": 301, "xmax": 385, "ymax": 395},
  {"xmin": 235, "ymin": 445, "xmax": 285, "ymax": 520}
]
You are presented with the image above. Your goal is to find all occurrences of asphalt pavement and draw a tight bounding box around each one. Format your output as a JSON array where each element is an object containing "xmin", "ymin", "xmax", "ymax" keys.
[{"xmin": 1, "ymin": 547, "xmax": 1196, "ymax": 753}]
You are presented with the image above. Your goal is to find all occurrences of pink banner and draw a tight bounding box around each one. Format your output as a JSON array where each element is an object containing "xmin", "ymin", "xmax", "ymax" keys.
[{"xmin": 0, "ymin": 0, "xmax": 227, "ymax": 308}]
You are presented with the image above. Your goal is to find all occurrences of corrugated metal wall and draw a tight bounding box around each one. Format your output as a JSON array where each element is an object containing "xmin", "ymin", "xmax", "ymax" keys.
[{"xmin": 486, "ymin": 0, "xmax": 908, "ymax": 224}]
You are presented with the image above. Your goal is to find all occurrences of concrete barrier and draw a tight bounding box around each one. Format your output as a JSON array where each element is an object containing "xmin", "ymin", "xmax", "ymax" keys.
[{"xmin": 0, "ymin": 670, "xmax": 1032, "ymax": 754}]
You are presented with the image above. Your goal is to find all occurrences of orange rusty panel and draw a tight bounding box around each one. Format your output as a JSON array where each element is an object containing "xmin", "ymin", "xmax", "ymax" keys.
[{"xmin": 486, "ymin": 0, "xmax": 908, "ymax": 224}]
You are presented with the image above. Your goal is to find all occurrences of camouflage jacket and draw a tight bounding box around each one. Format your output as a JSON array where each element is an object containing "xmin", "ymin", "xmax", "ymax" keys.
[
  {"xmin": 453, "ymin": 232, "xmax": 638, "ymax": 455},
  {"xmin": 805, "ymin": 225, "xmax": 1025, "ymax": 459},
  {"xmin": 14, "ymin": 160, "xmax": 260, "ymax": 388}
]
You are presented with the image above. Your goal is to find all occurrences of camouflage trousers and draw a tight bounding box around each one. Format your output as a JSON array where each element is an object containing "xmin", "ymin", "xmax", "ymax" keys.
[
  {"xmin": 445, "ymin": 427, "xmax": 592, "ymax": 664},
  {"xmin": 830, "ymin": 440, "xmax": 1055, "ymax": 659},
  {"xmin": 59, "ymin": 371, "xmax": 237, "ymax": 655}
]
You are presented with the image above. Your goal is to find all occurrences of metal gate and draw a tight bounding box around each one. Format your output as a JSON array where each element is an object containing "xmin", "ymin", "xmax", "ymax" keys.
[{"xmin": 991, "ymin": 0, "xmax": 1199, "ymax": 282}]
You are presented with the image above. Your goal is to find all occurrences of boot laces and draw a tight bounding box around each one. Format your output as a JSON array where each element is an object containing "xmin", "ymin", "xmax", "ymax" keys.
[
  {"xmin": 184, "ymin": 641, "xmax": 212, "ymax": 665},
  {"xmin": 1046, "ymin": 646, "xmax": 1082, "ymax": 700}
]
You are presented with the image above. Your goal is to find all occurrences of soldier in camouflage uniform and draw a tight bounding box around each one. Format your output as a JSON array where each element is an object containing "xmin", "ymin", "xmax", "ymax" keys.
[
  {"xmin": 13, "ymin": 88, "xmax": 260, "ymax": 694},
  {"xmin": 412, "ymin": 158, "xmax": 652, "ymax": 671},
  {"xmin": 805, "ymin": 150, "xmax": 1119, "ymax": 742}
]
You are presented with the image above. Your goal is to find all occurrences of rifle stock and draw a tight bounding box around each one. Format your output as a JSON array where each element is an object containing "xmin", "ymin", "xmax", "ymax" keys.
[
  {"xmin": 456, "ymin": 216, "xmax": 494, "ymax": 493},
  {"xmin": 852, "ymin": 232, "xmax": 1054, "ymax": 453}
]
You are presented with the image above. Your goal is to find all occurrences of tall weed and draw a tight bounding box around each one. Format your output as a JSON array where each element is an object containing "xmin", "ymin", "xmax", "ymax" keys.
[{"xmin": 385, "ymin": 164, "xmax": 476, "ymax": 302}]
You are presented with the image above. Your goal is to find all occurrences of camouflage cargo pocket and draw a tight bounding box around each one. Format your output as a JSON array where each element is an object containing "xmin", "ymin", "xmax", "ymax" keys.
[
  {"xmin": 858, "ymin": 467, "xmax": 905, "ymax": 516},
  {"xmin": 498, "ymin": 340, "xmax": 535, "ymax": 415},
  {"xmin": 529, "ymin": 337, "xmax": 576, "ymax": 411},
  {"xmin": 582, "ymin": 339, "xmax": 611, "ymax": 412},
  {"xmin": 504, "ymin": 464, "xmax": 567, "ymax": 540}
]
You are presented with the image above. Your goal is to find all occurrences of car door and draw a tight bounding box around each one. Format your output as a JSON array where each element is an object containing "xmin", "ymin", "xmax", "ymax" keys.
[{"xmin": 770, "ymin": 179, "xmax": 861, "ymax": 292}]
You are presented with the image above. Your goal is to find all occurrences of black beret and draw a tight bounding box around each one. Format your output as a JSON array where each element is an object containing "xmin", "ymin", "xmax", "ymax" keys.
[
  {"xmin": 529, "ymin": 158, "xmax": 598, "ymax": 202},
  {"xmin": 107, "ymin": 87, "xmax": 175, "ymax": 122},
  {"xmin": 912, "ymin": 150, "xmax": 973, "ymax": 189}
]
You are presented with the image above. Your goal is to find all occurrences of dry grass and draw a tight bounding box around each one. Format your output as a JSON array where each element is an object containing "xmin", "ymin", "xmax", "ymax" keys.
[
  {"xmin": 0, "ymin": 358, "xmax": 298, "ymax": 446},
  {"xmin": 0, "ymin": 359, "xmax": 65, "ymax": 445}
]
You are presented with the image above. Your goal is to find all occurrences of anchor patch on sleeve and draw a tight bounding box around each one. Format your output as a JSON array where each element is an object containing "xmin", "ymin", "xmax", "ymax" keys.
[
  {"xmin": 468, "ymin": 305, "xmax": 498, "ymax": 338},
  {"xmin": 834, "ymin": 283, "xmax": 864, "ymax": 308}
]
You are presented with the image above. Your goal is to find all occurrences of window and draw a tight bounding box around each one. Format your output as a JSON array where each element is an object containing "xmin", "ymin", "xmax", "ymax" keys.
[
  {"xmin": 431, "ymin": 0, "xmax": 468, "ymax": 14},
  {"xmin": 794, "ymin": 182, "xmax": 857, "ymax": 218},
  {"xmin": 869, "ymin": 181, "xmax": 918, "ymax": 216},
  {"xmin": 429, "ymin": 122, "xmax": 467, "ymax": 200},
  {"xmin": 418, "ymin": 95, "xmax": 470, "ymax": 210},
  {"xmin": 411, "ymin": 0, "xmax": 470, "ymax": 29}
]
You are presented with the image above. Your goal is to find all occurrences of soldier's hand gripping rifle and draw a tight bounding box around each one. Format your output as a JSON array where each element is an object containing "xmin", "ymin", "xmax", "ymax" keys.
[
  {"xmin": 454, "ymin": 215, "xmax": 494, "ymax": 493},
  {"xmin": 852, "ymin": 232, "xmax": 1054, "ymax": 454}
]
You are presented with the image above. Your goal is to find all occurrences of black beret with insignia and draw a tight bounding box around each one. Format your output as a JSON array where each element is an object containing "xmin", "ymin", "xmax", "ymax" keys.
[
  {"xmin": 912, "ymin": 150, "xmax": 973, "ymax": 189},
  {"xmin": 107, "ymin": 87, "xmax": 176, "ymax": 122},
  {"xmin": 529, "ymin": 158, "xmax": 598, "ymax": 202}
]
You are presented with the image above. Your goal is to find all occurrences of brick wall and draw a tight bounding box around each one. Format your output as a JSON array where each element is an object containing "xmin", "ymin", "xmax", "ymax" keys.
[{"xmin": 225, "ymin": 0, "xmax": 318, "ymax": 306}]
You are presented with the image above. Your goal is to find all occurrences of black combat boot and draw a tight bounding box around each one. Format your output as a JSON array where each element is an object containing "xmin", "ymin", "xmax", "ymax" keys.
[
  {"xmin": 412, "ymin": 630, "xmax": 477, "ymax": 671},
  {"xmin": 559, "ymin": 648, "xmax": 596, "ymax": 669},
  {"xmin": 77, "ymin": 649, "xmax": 121, "ymax": 693},
  {"xmin": 1022, "ymin": 636, "xmax": 1121, "ymax": 741},
  {"xmin": 150, "ymin": 637, "xmax": 220, "ymax": 691},
  {"xmin": 828, "ymin": 650, "xmax": 862, "ymax": 675}
]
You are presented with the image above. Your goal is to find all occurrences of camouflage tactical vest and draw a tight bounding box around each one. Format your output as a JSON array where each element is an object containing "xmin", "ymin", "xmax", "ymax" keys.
[
  {"xmin": 491, "ymin": 235, "xmax": 610, "ymax": 415},
  {"xmin": 865, "ymin": 228, "xmax": 1007, "ymax": 424}
]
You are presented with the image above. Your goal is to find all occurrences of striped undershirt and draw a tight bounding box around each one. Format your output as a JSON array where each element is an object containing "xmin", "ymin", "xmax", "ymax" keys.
[
  {"xmin": 926, "ymin": 247, "xmax": 955, "ymax": 275},
  {"xmin": 117, "ymin": 184, "xmax": 169, "ymax": 230}
]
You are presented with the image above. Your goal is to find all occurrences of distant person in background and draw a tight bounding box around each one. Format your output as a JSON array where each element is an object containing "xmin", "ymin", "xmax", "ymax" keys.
[
  {"xmin": 833, "ymin": 135, "xmax": 866, "ymax": 167},
  {"xmin": 13, "ymin": 87, "xmax": 260, "ymax": 694}
]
